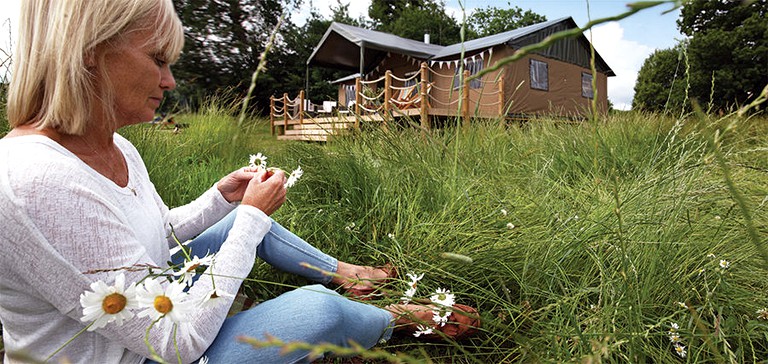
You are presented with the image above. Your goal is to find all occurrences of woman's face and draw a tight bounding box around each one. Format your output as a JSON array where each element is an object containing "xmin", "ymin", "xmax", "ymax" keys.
[{"xmin": 97, "ymin": 27, "xmax": 177, "ymax": 127}]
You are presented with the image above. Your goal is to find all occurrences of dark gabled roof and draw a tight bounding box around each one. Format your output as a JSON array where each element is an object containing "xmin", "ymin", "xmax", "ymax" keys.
[
  {"xmin": 432, "ymin": 17, "xmax": 572, "ymax": 59},
  {"xmin": 308, "ymin": 17, "xmax": 615, "ymax": 76},
  {"xmin": 308, "ymin": 22, "xmax": 443, "ymax": 72}
]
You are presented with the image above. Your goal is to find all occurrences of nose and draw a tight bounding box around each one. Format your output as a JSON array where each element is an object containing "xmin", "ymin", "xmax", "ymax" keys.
[{"xmin": 160, "ymin": 65, "xmax": 177, "ymax": 91}]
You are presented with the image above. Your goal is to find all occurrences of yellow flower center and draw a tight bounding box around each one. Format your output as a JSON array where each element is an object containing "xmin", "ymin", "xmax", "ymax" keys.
[
  {"xmin": 102, "ymin": 293, "xmax": 127, "ymax": 314},
  {"xmin": 154, "ymin": 295, "xmax": 174, "ymax": 314}
]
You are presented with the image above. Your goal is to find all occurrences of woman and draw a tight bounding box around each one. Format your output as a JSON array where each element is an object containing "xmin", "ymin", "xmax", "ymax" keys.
[{"xmin": 0, "ymin": 0, "xmax": 479, "ymax": 363}]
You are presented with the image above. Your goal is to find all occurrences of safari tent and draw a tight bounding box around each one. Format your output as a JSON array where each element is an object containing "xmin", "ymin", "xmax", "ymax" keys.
[{"xmin": 270, "ymin": 17, "xmax": 615, "ymax": 141}]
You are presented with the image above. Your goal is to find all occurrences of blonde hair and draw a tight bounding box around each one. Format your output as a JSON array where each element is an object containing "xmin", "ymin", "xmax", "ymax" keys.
[{"xmin": 7, "ymin": 0, "xmax": 184, "ymax": 135}]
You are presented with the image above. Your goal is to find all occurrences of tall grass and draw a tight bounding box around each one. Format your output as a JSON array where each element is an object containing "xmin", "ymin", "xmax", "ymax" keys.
[{"xmin": 122, "ymin": 109, "xmax": 767, "ymax": 362}]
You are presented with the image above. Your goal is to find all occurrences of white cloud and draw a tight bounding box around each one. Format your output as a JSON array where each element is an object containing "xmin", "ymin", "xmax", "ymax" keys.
[
  {"xmin": 293, "ymin": 0, "xmax": 370, "ymax": 25},
  {"xmin": 589, "ymin": 22, "xmax": 654, "ymax": 110}
]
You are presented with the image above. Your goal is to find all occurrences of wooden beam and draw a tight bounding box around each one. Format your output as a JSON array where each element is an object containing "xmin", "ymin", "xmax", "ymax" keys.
[
  {"xmin": 420, "ymin": 62, "xmax": 430, "ymax": 130},
  {"xmin": 270, "ymin": 96, "xmax": 275, "ymax": 136}
]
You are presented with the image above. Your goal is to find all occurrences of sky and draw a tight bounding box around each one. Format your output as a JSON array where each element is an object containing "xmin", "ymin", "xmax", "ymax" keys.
[{"xmin": 0, "ymin": 0, "xmax": 684, "ymax": 110}]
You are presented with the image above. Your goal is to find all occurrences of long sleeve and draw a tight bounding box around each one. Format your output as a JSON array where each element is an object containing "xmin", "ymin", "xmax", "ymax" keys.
[{"xmin": 0, "ymin": 135, "xmax": 270, "ymax": 363}]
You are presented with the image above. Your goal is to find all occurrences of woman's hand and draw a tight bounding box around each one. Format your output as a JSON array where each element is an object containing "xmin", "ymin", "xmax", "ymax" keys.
[
  {"xmin": 217, "ymin": 167, "xmax": 287, "ymax": 215},
  {"xmin": 217, "ymin": 167, "xmax": 260, "ymax": 203},
  {"xmin": 241, "ymin": 169, "xmax": 286, "ymax": 215}
]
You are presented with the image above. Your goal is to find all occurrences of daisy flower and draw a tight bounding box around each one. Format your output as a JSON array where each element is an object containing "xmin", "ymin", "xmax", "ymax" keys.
[
  {"xmin": 412, "ymin": 324, "xmax": 434, "ymax": 337},
  {"xmin": 500, "ymin": 209, "xmax": 508, "ymax": 216},
  {"xmin": 432, "ymin": 309, "xmax": 450, "ymax": 327},
  {"xmin": 719, "ymin": 260, "xmax": 730, "ymax": 269},
  {"xmin": 406, "ymin": 272, "xmax": 425, "ymax": 286},
  {"xmin": 506, "ymin": 222, "xmax": 515, "ymax": 229},
  {"xmin": 757, "ymin": 308, "xmax": 768, "ymax": 320},
  {"xmin": 80, "ymin": 273, "xmax": 138, "ymax": 331},
  {"xmin": 674, "ymin": 344, "xmax": 687, "ymax": 358},
  {"xmin": 200, "ymin": 287, "xmax": 234, "ymax": 309},
  {"xmin": 676, "ymin": 301, "xmax": 688, "ymax": 309},
  {"xmin": 136, "ymin": 278, "xmax": 195, "ymax": 324},
  {"xmin": 401, "ymin": 286, "xmax": 418, "ymax": 304},
  {"xmin": 430, "ymin": 288, "xmax": 455, "ymax": 308},
  {"xmin": 285, "ymin": 166, "xmax": 303, "ymax": 188},
  {"xmin": 400, "ymin": 272, "xmax": 424, "ymax": 304},
  {"xmin": 173, "ymin": 255, "xmax": 215, "ymax": 287},
  {"xmin": 249, "ymin": 153, "xmax": 267, "ymax": 169},
  {"xmin": 669, "ymin": 334, "xmax": 681, "ymax": 343}
]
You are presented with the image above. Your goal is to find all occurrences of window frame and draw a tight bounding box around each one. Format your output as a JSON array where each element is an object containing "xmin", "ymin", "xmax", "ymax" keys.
[
  {"xmin": 581, "ymin": 72, "xmax": 594, "ymax": 99},
  {"xmin": 453, "ymin": 58, "xmax": 485, "ymax": 90},
  {"xmin": 529, "ymin": 59, "xmax": 549, "ymax": 91}
]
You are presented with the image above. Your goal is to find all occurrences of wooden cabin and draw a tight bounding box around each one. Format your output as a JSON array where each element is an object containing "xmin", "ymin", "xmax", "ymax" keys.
[{"xmin": 271, "ymin": 17, "xmax": 615, "ymax": 141}]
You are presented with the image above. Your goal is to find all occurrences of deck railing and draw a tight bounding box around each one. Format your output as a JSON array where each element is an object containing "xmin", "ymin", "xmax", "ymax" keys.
[{"xmin": 269, "ymin": 62, "xmax": 506, "ymax": 137}]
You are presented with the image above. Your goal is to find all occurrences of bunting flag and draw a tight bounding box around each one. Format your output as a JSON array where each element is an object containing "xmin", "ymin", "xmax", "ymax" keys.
[{"xmin": 425, "ymin": 47, "xmax": 494, "ymax": 70}]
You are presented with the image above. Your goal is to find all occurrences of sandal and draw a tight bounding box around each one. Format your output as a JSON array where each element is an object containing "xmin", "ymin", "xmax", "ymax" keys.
[
  {"xmin": 343, "ymin": 263, "xmax": 398, "ymax": 300},
  {"xmin": 406, "ymin": 304, "xmax": 481, "ymax": 341}
]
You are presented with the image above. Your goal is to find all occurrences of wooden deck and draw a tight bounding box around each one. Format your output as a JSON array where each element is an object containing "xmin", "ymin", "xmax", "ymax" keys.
[{"xmin": 273, "ymin": 107, "xmax": 506, "ymax": 142}]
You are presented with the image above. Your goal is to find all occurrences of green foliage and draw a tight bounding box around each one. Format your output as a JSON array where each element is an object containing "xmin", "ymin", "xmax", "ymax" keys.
[
  {"xmin": 280, "ymin": 4, "xmax": 357, "ymax": 103},
  {"xmin": 0, "ymin": 82, "xmax": 7, "ymax": 137},
  {"xmin": 170, "ymin": 0, "xmax": 296, "ymax": 113},
  {"xmin": 369, "ymin": 0, "xmax": 461, "ymax": 45},
  {"xmin": 466, "ymin": 4, "xmax": 547, "ymax": 39},
  {"xmin": 119, "ymin": 99, "xmax": 284, "ymax": 208},
  {"xmin": 632, "ymin": 44, "xmax": 689, "ymax": 113},
  {"xmin": 119, "ymin": 107, "xmax": 768, "ymax": 361},
  {"xmin": 675, "ymin": 0, "xmax": 767, "ymax": 112}
]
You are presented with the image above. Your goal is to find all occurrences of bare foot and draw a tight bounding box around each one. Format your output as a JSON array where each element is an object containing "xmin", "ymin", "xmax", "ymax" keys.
[
  {"xmin": 332, "ymin": 262, "xmax": 393, "ymax": 289},
  {"xmin": 385, "ymin": 303, "xmax": 481, "ymax": 340}
]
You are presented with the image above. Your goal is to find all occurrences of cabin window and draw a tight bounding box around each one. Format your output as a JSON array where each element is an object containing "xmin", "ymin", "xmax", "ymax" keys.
[
  {"xmin": 581, "ymin": 72, "xmax": 594, "ymax": 99},
  {"xmin": 530, "ymin": 59, "xmax": 548, "ymax": 91},
  {"xmin": 453, "ymin": 58, "xmax": 484, "ymax": 89}
]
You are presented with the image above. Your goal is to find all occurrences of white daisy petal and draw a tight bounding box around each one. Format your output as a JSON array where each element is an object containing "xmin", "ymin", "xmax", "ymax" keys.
[{"xmin": 79, "ymin": 273, "xmax": 137, "ymax": 331}]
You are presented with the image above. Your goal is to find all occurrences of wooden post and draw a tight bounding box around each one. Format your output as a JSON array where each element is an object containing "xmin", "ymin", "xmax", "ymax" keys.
[
  {"xmin": 299, "ymin": 90, "xmax": 305, "ymax": 125},
  {"xmin": 462, "ymin": 69, "xmax": 470, "ymax": 128},
  {"xmin": 498, "ymin": 74, "xmax": 505, "ymax": 121},
  {"xmin": 355, "ymin": 77, "xmax": 362, "ymax": 129},
  {"xmin": 420, "ymin": 62, "xmax": 430, "ymax": 130},
  {"xmin": 384, "ymin": 71, "xmax": 392, "ymax": 115},
  {"xmin": 383, "ymin": 71, "xmax": 391, "ymax": 126},
  {"xmin": 270, "ymin": 96, "xmax": 275, "ymax": 136},
  {"xmin": 283, "ymin": 93, "xmax": 289, "ymax": 130}
]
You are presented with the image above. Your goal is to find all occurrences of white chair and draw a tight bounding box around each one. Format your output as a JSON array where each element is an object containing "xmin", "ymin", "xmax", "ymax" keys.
[{"xmin": 320, "ymin": 101, "xmax": 337, "ymax": 114}]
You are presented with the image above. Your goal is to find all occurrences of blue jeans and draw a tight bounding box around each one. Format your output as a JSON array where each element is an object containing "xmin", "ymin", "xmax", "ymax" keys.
[{"xmin": 158, "ymin": 208, "xmax": 394, "ymax": 363}]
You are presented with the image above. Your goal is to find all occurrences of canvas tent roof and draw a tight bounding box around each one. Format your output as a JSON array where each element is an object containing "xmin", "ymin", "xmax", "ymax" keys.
[
  {"xmin": 307, "ymin": 17, "xmax": 615, "ymax": 77},
  {"xmin": 308, "ymin": 22, "xmax": 443, "ymax": 73}
]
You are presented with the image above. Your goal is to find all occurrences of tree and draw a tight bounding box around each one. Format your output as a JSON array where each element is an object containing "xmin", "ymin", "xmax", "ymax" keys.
[
  {"xmin": 388, "ymin": 1, "xmax": 462, "ymax": 45},
  {"xmin": 281, "ymin": 1, "xmax": 361, "ymax": 103},
  {"xmin": 170, "ymin": 0, "xmax": 290, "ymax": 113},
  {"xmin": 466, "ymin": 4, "xmax": 547, "ymax": 39},
  {"xmin": 369, "ymin": 0, "xmax": 424, "ymax": 29},
  {"xmin": 676, "ymin": 0, "xmax": 767, "ymax": 111},
  {"xmin": 632, "ymin": 44, "xmax": 689, "ymax": 113},
  {"xmin": 369, "ymin": 0, "xmax": 461, "ymax": 45}
]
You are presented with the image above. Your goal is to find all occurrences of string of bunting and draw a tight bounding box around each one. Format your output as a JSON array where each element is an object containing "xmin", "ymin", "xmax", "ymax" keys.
[
  {"xmin": 363, "ymin": 47, "xmax": 494, "ymax": 79},
  {"xmin": 429, "ymin": 48, "xmax": 493, "ymax": 70}
]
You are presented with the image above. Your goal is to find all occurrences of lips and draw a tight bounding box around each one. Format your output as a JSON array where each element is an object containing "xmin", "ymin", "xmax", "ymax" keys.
[{"xmin": 149, "ymin": 97, "xmax": 163, "ymax": 107}]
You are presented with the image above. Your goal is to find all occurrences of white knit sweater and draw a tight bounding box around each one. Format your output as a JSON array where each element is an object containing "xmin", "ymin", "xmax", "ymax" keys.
[{"xmin": 0, "ymin": 134, "xmax": 271, "ymax": 363}]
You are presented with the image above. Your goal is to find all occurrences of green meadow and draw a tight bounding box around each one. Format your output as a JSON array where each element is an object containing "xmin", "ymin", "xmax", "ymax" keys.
[{"xmin": 113, "ymin": 106, "xmax": 767, "ymax": 362}]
